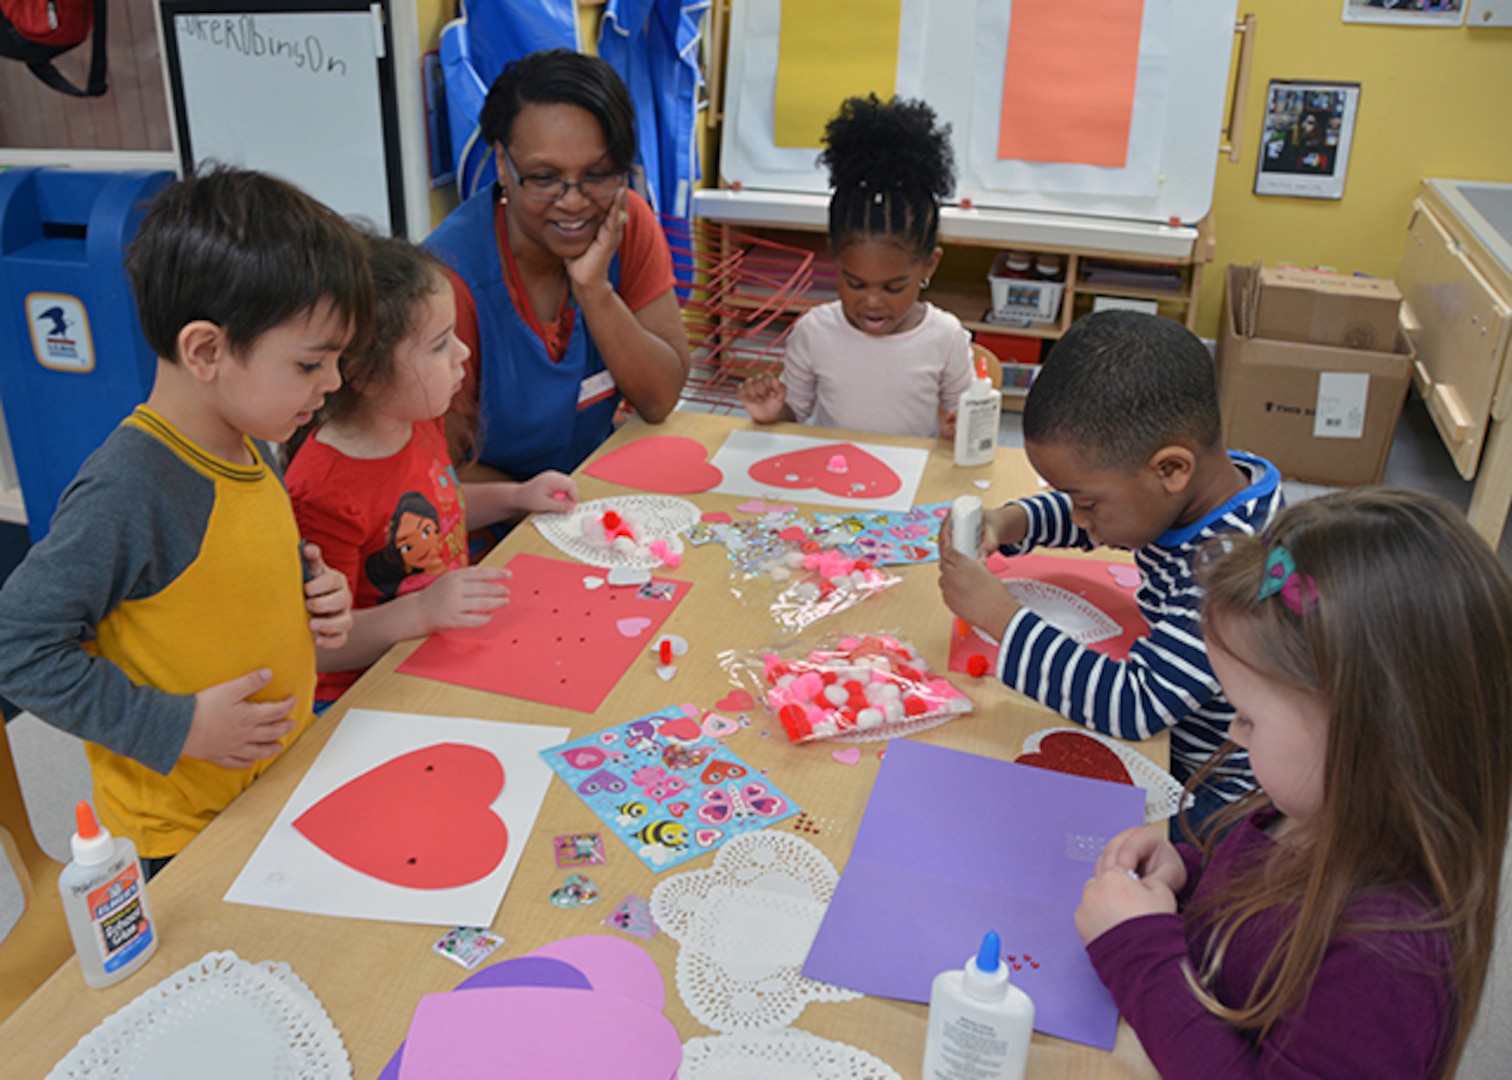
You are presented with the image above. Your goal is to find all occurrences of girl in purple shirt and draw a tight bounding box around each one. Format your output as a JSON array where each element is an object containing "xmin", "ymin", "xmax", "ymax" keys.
[{"xmin": 1075, "ymin": 489, "xmax": 1511, "ymax": 1079}]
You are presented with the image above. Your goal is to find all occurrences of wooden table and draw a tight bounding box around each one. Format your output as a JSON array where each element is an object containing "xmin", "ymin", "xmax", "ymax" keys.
[{"xmin": 0, "ymin": 411, "xmax": 1163, "ymax": 1079}]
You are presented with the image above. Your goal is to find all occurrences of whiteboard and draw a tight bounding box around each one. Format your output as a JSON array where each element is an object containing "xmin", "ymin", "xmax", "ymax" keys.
[
  {"xmin": 159, "ymin": 0, "xmax": 406, "ymax": 234},
  {"xmin": 721, "ymin": 0, "xmax": 1239, "ymax": 225}
]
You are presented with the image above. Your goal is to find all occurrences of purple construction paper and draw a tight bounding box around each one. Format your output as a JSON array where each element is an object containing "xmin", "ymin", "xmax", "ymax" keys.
[
  {"xmin": 378, "ymin": 956, "xmax": 593, "ymax": 1079},
  {"xmin": 801, "ymin": 739, "xmax": 1145, "ymax": 1050}
]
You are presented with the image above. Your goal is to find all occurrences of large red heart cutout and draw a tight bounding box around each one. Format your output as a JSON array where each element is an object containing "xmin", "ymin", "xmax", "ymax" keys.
[
  {"xmin": 747, "ymin": 443, "xmax": 901, "ymax": 501},
  {"xmin": 583, "ymin": 436, "xmax": 723, "ymax": 494},
  {"xmin": 1015, "ymin": 731, "xmax": 1133, "ymax": 787},
  {"xmin": 293, "ymin": 742, "xmax": 508, "ymax": 889}
]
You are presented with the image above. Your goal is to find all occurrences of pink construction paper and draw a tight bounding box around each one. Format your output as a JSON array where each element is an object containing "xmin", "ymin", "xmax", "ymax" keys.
[
  {"xmin": 526, "ymin": 933, "xmax": 667, "ymax": 1011},
  {"xmin": 398, "ymin": 553, "xmax": 692, "ymax": 713},
  {"xmin": 949, "ymin": 552, "xmax": 1148, "ymax": 675},
  {"xmin": 584, "ymin": 436, "xmax": 723, "ymax": 493},
  {"xmin": 398, "ymin": 987, "xmax": 681, "ymax": 1080}
]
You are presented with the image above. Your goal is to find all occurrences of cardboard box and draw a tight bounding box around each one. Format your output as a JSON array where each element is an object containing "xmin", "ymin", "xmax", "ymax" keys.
[
  {"xmin": 1218, "ymin": 265, "xmax": 1412, "ymax": 487},
  {"xmin": 1249, "ymin": 265, "xmax": 1402, "ymax": 351}
]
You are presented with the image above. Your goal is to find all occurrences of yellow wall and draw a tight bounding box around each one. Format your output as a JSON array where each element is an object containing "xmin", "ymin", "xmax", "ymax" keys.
[{"xmin": 1198, "ymin": 1, "xmax": 1512, "ymax": 337}]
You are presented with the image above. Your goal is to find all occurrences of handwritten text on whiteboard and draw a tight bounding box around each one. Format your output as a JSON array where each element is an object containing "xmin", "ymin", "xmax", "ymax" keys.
[{"xmin": 174, "ymin": 15, "xmax": 351, "ymax": 76}]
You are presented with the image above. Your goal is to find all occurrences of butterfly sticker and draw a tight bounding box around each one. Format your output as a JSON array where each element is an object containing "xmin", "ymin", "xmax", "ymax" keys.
[{"xmin": 697, "ymin": 781, "xmax": 789, "ymax": 826}]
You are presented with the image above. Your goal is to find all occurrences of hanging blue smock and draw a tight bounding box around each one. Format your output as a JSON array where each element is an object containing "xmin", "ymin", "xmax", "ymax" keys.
[{"xmin": 424, "ymin": 189, "xmax": 623, "ymax": 479}]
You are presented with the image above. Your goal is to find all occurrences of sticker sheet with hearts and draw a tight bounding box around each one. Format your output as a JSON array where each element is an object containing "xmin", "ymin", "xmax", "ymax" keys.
[
  {"xmin": 226, "ymin": 709, "xmax": 569, "ymax": 927},
  {"xmin": 542, "ymin": 707, "xmax": 800, "ymax": 873},
  {"xmin": 706, "ymin": 430, "xmax": 930, "ymax": 512},
  {"xmin": 812, "ymin": 502, "xmax": 951, "ymax": 566}
]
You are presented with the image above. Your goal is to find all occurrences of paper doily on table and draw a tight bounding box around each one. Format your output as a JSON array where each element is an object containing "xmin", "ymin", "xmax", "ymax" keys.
[
  {"xmin": 1020, "ymin": 727, "xmax": 1191, "ymax": 824},
  {"xmin": 681, "ymin": 1029, "xmax": 902, "ymax": 1080},
  {"xmin": 1001, "ymin": 578, "xmax": 1122, "ymax": 645},
  {"xmin": 47, "ymin": 951, "xmax": 350, "ymax": 1080},
  {"xmin": 533, "ymin": 495, "xmax": 701, "ymax": 568},
  {"xmin": 650, "ymin": 831, "xmax": 860, "ymax": 1031}
]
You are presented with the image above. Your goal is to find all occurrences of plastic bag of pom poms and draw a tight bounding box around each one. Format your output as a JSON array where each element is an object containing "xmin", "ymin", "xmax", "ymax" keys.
[
  {"xmin": 729, "ymin": 547, "xmax": 901, "ymax": 633},
  {"xmin": 721, "ymin": 632, "xmax": 974, "ymax": 743}
]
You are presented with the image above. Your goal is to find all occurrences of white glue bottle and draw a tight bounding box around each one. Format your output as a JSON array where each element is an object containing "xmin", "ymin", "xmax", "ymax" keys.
[
  {"xmin": 58, "ymin": 800, "xmax": 158, "ymax": 988},
  {"xmin": 922, "ymin": 930, "xmax": 1035, "ymax": 1080},
  {"xmin": 953, "ymin": 352, "xmax": 1002, "ymax": 467}
]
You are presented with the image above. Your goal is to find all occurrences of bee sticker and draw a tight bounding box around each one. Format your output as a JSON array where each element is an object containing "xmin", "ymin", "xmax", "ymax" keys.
[{"xmin": 634, "ymin": 820, "xmax": 689, "ymax": 866}]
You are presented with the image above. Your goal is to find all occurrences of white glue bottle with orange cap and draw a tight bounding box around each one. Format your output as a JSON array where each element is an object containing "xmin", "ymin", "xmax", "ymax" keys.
[
  {"xmin": 58, "ymin": 800, "xmax": 158, "ymax": 988},
  {"xmin": 953, "ymin": 352, "xmax": 1001, "ymax": 467}
]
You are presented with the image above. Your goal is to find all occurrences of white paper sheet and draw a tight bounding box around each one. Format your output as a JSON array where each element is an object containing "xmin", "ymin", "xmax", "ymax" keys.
[
  {"xmin": 707, "ymin": 429, "xmax": 930, "ymax": 512},
  {"xmin": 225, "ymin": 709, "xmax": 568, "ymax": 927}
]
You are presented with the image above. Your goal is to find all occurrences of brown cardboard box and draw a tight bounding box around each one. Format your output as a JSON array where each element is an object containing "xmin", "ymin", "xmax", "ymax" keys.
[
  {"xmin": 1251, "ymin": 265, "xmax": 1403, "ymax": 351},
  {"xmin": 1218, "ymin": 265, "xmax": 1412, "ymax": 487}
]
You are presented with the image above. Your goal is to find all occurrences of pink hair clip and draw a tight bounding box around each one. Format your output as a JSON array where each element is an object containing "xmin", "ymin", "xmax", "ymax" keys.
[{"xmin": 1258, "ymin": 545, "xmax": 1318, "ymax": 615}]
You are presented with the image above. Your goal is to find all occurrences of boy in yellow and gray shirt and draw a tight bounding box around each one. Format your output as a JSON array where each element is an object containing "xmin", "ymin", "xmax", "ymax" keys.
[{"xmin": 0, "ymin": 168, "xmax": 370, "ymax": 874}]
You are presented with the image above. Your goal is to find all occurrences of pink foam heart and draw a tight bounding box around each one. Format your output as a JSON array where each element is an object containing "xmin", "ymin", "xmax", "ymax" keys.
[
  {"xmin": 583, "ymin": 436, "xmax": 723, "ymax": 493},
  {"xmin": 716, "ymin": 689, "xmax": 755, "ymax": 711},
  {"xmin": 1107, "ymin": 564, "xmax": 1142, "ymax": 589},
  {"xmin": 526, "ymin": 934, "xmax": 667, "ymax": 1010},
  {"xmin": 617, "ymin": 617, "xmax": 652, "ymax": 637},
  {"xmin": 748, "ymin": 442, "xmax": 902, "ymax": 500},
  {"xmin": 831, "ymin": 747, "xmax": 862, "ymax": 765},
  {"xmin": 293, "ymin": 743, "xmax": 507, "ymax": 889}
]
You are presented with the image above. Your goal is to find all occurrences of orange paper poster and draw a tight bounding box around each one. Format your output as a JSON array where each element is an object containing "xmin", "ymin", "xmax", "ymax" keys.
[
  {"xmin": 998, "ymin": 0, "xmax": 1145, "ymax": 167},
  {"xmin": 774, "ymin": 0, "xmax": 901, "ymax": 148}
]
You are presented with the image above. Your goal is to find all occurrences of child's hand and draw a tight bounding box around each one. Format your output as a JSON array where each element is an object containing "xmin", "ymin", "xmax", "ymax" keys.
[
  {"xmin": 980, "ymin": 503, "xmax": 1029, "ymax": 552},
  {"xmin": 739, "ymin": 373, "xmax": 788, "ymax": 423},
  {"xmin": 184, "ymin": 668, "xmax": 298, "ymax": 769},
  {"xmin": 565, "ymin": 186, "xmax": 627, "ymax": 298},
  {"xmin": 519, "ymin": 471, "xmax": 579, "ymax": 514},
  {"xmin": 303, "ymin": 543, "xmax": 353, "ymax": 650},
  {"xmin": 937, "ymin": 544, "xmax": 1020, "ymax": 640},
  {"xmin": 418, "ymin": 566, "xmax": 512, "ymax": 632},
  {"xmin": 939, "ymin": 408, "xmax": 958, "ymax": 441},
  {"xmin": 1095, "ymin": 825, "xmax": 1188, "ymax": 895},
  {"xmin": 1075, "ymin": 866, "xmax": 1178, "ymax": 944}
]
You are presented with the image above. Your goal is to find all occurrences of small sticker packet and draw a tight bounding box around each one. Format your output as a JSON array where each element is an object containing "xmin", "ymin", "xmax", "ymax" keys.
[
  {"xmin": 432, "ymin": 927, "xmax": 505, "ymax": 970},
  {"xmin": 553, "ymin": 832, "xmax": 607, "ymax": 868},
  {"xmin": 603, "ymin": 894, "xmax": 658, "ymax": 939}
]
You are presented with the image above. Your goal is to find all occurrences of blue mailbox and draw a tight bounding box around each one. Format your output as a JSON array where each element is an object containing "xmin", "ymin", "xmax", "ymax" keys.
[{"xmin": 0, "ymin": 167, "xmax": 173, "ymax": 542}]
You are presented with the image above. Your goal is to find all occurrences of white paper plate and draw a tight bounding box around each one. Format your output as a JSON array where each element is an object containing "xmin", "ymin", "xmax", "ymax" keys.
[
  {"xmin": 533, "ymin": 495, "xmax": 701, "ymax": 568},
  {"xmin": 1020, "ymin": 727, "xmax": 1190, "ymax": 824},
  {"xmin": 47, "ymin": 951, "xmax": 350, "ymax": 1080}
]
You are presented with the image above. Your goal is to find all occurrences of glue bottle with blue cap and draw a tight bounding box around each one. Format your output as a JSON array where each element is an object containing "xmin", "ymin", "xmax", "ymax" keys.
[{"xmin": 922, "ymin": 929, "xmax": 1034, "ymax": 1080}]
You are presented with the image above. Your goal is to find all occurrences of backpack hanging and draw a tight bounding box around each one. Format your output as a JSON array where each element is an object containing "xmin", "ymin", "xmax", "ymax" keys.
[{"xmin": 0, "ymin": 0, "xmax": 109, "ymax": 97}]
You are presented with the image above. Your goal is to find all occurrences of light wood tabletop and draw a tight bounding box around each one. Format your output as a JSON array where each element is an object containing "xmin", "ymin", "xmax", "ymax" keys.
[{"xmin": 0, "ymin": 410, "xmax": 1163, "ymax": 1079}]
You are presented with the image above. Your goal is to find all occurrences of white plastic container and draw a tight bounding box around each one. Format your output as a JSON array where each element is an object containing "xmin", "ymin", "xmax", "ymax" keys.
[
  {"xmin": 922, "ymin": 930, "xmax": 1035, "ymax": 1080},
  {"xmin": 951, "ymin": 495, "xmax": 983, "ymax": 559},
  {"xmin": 954, "ymin": 353, "xmax": 1001, "ymax": 467},
  {"xmin": 58, "ymin": 801, "xmax": 158, "ymax": 988},
  {"xmin": 987, "ymin": 251, "xmax": 1064, "ymax": 325}
]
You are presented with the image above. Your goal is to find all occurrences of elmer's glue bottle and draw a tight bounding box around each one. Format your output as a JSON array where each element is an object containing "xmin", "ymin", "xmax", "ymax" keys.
[
  {"xmin": 922, "ymin": 930, "xmax": 1035, "ymax": 1080},
  {"xmin": 58, "ymin": 801, "xmax": 157, "ymax": 988},
  {"xmin": 953, "ymin": 352, "xmax": 1001, "ymax": 467}
]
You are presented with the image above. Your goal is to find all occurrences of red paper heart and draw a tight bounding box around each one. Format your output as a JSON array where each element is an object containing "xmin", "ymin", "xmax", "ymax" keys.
[
  {"xmin": 716, "ymin": 689, "xmax": 755, "ymax": 711},
  {"xmin": 293, "ymin": 743, "xmax": 508, "ymax": 889},
  {"xmin": 701, "ymin": 759, "xmax": 748, "ymax": 785},
  {"xmin": 1015, "ymin": 731, "xmax": 1134, "ymax": 786},
  {"xmin": 747, "ymin": 443, "xmax": 902, "ymax": 501},
  {"xmin": 584, "ymin": 436, "xmax": 723, "ymax": 494},
  {"xmin": 657, "ymin": 717, "xmax": 702, "ymax": 743}
]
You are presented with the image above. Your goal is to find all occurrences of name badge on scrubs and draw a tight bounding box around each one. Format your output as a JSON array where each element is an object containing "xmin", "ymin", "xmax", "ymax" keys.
[{"xmin": 577, "ymin": 369, "xmax": 617, "ymax": 409}]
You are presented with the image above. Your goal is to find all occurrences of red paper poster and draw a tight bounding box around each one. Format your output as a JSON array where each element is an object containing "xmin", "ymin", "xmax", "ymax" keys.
[
  {"xmin": 398, "ymin": 553, "xmax": 692, "ymax": 712},
  {"xmin": 583, "ymin": 436, "xmax": 723, "ymax": 494},
  {"xmin": 949, "ymin": 551, "xmax": 1148, "ymax": 676},
  {"xmin": 997, "ymin": 0, "xmax": 1144, "ymax": 167}
]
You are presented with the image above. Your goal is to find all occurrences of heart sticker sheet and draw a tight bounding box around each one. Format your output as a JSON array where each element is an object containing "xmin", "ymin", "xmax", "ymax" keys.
[
  {"xmin": 813, "ymin": 502, "xmax": 951, "ymax": 565},
  {"xmin": 707, "ymin": 430, "xmax": 929, "ymax": 512},
  {"xmin": 542, "ymin": 707, "xmax": 800, "ymax": 872},
  {"xmin": 397, "ymin": 552, "xmax": 692, "ymax": 713},
  {"xmin": 226, "ymin": 709, "xmax": 568, "ymax": 926}
]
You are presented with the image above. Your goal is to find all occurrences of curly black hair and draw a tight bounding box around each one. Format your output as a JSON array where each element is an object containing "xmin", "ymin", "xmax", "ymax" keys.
[{"xmin": 820, "ymin": 95, "xmax": 955, "ymax": 258}]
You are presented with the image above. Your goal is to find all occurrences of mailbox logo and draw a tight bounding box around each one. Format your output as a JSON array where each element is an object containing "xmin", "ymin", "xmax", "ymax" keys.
[{"xmin": 27, "ymin": 293, "xmax": 95, "ymax": 373}]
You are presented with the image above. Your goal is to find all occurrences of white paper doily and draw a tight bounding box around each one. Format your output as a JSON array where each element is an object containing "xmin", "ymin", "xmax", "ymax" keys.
[
  {"xmin": 47, "ymin": 951, "xmax": 350, "ymax": 1080},
  {"xmin": 1020, "ymin": 727, "xmax": 1190, "ymax": 824},
  {"xmin": 533, "ymin": 495, "xmax": 701, "ymax": 568},
  {"xmin": 1001, "ymin": 578, "xmax": 1122, "ymax": 645},
  {"xmin": 650, "ymin": 831, "xmax": 860, "ymax": 1032},
  {"xmin": 681, "ymin": 1029, "xmax": 902, "ymax": 1080}
]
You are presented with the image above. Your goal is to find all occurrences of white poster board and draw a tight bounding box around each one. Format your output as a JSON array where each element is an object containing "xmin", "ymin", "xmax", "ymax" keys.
[{"xmin": 159, "ymin": 0, "xmax": 406, "ymax": 234}]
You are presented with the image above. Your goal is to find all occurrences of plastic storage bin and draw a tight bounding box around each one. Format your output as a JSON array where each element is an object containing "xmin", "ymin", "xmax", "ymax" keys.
[
  {"xmin": 0, "ymin": 168, "xmax": 172, "ymax": 541},
  {"xmin": 987, "ymin": 250, "xmax": 1064, "ymax": 326}
]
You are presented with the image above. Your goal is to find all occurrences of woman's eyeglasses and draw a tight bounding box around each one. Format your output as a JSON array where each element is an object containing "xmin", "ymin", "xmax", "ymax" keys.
[{"xmin": 501, "ymin": 148, "xmax": 626, "ymax": 204}]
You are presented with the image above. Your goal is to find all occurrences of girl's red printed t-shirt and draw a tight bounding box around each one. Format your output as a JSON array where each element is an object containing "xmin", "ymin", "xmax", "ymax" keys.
[{"xmin": 287, "ymin": 417, "xmax": 468, "ymax": 701}]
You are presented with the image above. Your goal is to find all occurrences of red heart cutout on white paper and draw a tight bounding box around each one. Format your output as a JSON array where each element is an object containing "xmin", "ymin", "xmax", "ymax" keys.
[
  {"xmin": 584, "ymin": 436, "xmax": 723, "ymax": 493},
  {"xmin": 293, "ymin": 743, "xmax": 508, "ymax": 889},
  {"xmin": 747, "ymin": 443, "xmax": 902, "ymax": 501}
]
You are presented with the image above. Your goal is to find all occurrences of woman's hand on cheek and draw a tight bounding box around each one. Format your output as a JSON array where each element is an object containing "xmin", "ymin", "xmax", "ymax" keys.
[
  {"xmin": 1074, "ymin": 868, "xmax": 1178, "ymax": 944},
  {"xmin": 565, "ymin": 187, "xmax": 628, "ymax": 297}
]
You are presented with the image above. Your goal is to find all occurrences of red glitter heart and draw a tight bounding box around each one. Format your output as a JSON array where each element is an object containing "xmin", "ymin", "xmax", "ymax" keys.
[{"xmin": 1015, "ymin": 731, "xmax": 1133, "ymax": 786}]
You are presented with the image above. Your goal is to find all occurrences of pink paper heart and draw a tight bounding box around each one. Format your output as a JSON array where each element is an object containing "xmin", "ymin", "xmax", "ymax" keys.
[
  {"xmin": 617, "ymin": 617, "xmax": 652, "ymax": 637},
  {"xmin": 776, "ymin": 526, "xmax": 808, "ymax": 542},
  {"xmin": 701, "ymin": 712, "xmax": 740, "ymax": 739},
  {"xmin": 657, "ymin": 716, "xmax": 703, "ymax": 742},
  {"xmin": 831, "ymin": 747, "xmax": 862, "ymax": 765},
  {"xmin": 1106, "ymin": 564, "xmax": 1142, "ymax": 589},
  {"xmin": 716, "ymin": 689, "xmax": 755, "ymax": 711},
  {"xmin": 748, "ymin": 443, "xmax": 902, "ymax": 501},
  {"xmin": 583, "ymin": 436, "xmax": 723, "ymax": 494}
]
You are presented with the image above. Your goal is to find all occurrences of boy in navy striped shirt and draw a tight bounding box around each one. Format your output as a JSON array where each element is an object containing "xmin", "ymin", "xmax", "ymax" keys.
[{"xmin": 938, "ymin": 311, "xmax": 1282, "ymax": 832}]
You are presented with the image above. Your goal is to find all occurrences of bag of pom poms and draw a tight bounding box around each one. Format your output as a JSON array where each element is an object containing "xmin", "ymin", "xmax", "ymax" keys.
[
  {"xmin": 754, "ymin": 548, "xmax": 901, "ymax": 633},
  {"xmin": 722, "ymin": 632, "xmax": 974, "ymax": 743}
]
